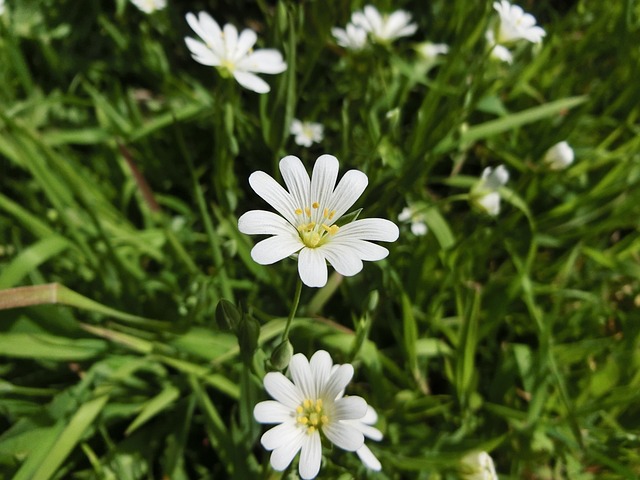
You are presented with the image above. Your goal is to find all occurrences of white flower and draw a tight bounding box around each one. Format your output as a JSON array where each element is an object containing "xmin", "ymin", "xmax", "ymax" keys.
[
  {"xmin": 543, "ymin": 141, "xmax": 574, "ymax": 170},
  {"xmin": 290, "ymin": 119, "xmax": 324, "ymax": 147},
  {"xmin": 0, "ymin": 0, "xmax": 5, "ymax": 15},
  {"xmin": 254, "ymin": 350, "xmax": 372, "ymax": 479},
  {"xmin": 415, "ymin": 42, "xmax": 449, "ymax": 62},
  {"xmin": 398, "ymin": 206, "xmax": 428, "ymax": 236},
  {"xmin": 351, "ymin": 5, "xmax": 417, "ymax": 43},
  {"xmin": 332, "ymin": 23, "xmax": 368, "ymax": 51},
  {"xmin": 184, "ymin": 11, "xmax": 287, "ymax": 94},
  {"xmin": 472, "ymin": 165, "xmax": 509, "ymax": 216},
  {"xmin": 493, "ymin": 0, "xmax": 545, "ymax": 44},
  {"xmin": 485, "ymin": 30, "xmax": 513, "ymax": 64},
  {"xmin": 238, "ymin": 155, "xmax": 399, "ymax": 288},
  {"xmin": 342, "ymin": 404, "xmax": 383, "ymax": 470},
  {"xmin": 461, "ymin": 451, "xmax": 499, "ymax": 480},
  {"xmin": 130, "ymin": 0, "xmax": 166, "ymax": 14}
]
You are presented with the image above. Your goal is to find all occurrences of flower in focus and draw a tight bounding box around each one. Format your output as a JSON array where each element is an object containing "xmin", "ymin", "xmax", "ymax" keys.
[
  {"xmin": 184, "ymin": 11, "xmax": 287, "ymax": 94},
  {"xmin": 238, "ymin": 155, "xmax": 399, "ymax": 288},
  {"xmin": 130, "ymin": 0, "xmax": 166, "ymax": 14},
  {"xmin": 485, "ymin": 30, "xmax": 513, "ymax": 64},
  {"xmin": 461, "ymin": 451, "xmax": 499, "ymax": 480},
  {"xmin": 493, "ymin": 0, "xmax": 545, "ymax": 44},
  {"xmin": 351, "ymin": 5, "xmax": 417, "ymax": 44},
  {"xmin": 332, "ymin": 23, "xmax": 368, "ymax": 51},
  {"xmin": 254, "ymin": 350, "xmax": 372, "ymax": 479},
  {"xmin": 415, "ymin": 41, "xmax": 449, "ymax": 62},
  {"xmin": 543, "ymin": 141, "xmax": 574, "ymax": 170},
  {"xmin": 398, "ymin": 205, "xmax": 428, "ymax": 236},
  {"xmin": 471, "ymin": 165, "xmax": 509, "ymax": 216},
  {"xmin": 290, "ymin": 119, "xmax": 324, "ymax": 147}
]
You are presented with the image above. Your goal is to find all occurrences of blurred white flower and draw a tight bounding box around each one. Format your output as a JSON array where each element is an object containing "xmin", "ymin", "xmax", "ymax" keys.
[
  {"xmin": 332, "ymin": 23, "xmax": 368, "ymax": 51},
  {"xmin": 0, "ymin": 0, "xmax": 5, "ymax": 15},
  {"xmin": 472, "ymin": 165, "xmax": 509, "ymax": 216},
  {"xmin": 461, "ymin": 451, "xmax": 499, "ymax": 480},
  {"xmin": 290, "ymin": 119, "xmax": 324, "ymax": 147},
  {"xmin": 184, "ymin": 11, "xmax": 287, "ymax": 94},
  {"xmin": 493, "ymin": 0, "xmax": 545, "ymax": 44},
  {"xmin": 415, "ymin": 42, "xmax": 449, "ymax": 62},
  {"xmin": 398, "ymin": 206, "xmax": 428, "ymax": 236},
  {"xmin": 485, "ymin": 30, "xmax": 513, "ymax": 64},
  {"xmin": 238, "ymin": 155, "xmax": 399, "ymax": 288},
  {"xmin": 254, "ymin": 350, "xmax": 371, "ymax": 479},
  {"xmin": 543, "ymin": 141, "xmax": 574, "ymax": 170},
  {"xmin": 351, "ymin": 5, "xmax": 417, "ymax": 43},
  {"xmin": 130, "ymin": 0, "xmax": 166, "ymax": 13}
]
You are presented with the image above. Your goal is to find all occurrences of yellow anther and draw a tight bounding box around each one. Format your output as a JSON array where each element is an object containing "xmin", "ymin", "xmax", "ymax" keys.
[
  {"xmin": 316, "ymin": 399, "xmax": 323, "ymax": 409},
  {"xmin": 309, "ymin": 413, "xmax": 319, "ymax": 425},
  {"xmin": 323, "ymin": 208, "xmax": 329, "ymax": 218},
  {"xmin": 312, "ymin": 202, "xmax": 319, "ymax": 209},
  {"xmin": 321, "ymin": 415, "xmax": 329, "ymax": 424},
  {"xmin": 295, "ymin": 208, "xmax": 303, "ymax": 215},
  {"xmin": 307, "ymin": 426, "xmax": 316, "ymax": 434},
  {"xmin": 329, "ymin": 225, "xmax": 340, "ymax": 235},
  {"xmin": 303, "ymin": 399, "xmax": 312, "ymax": 409},
  {"xmin": 305, "ymin": 207, "xmax": 311, "ymax": 216},
  {"xmin": 298, "ymin": 416, "xmax": 308, "ymax": 425},
  {"xmin": 328, "ymin": 210, "xmax": 336, "ymax": 220},
  {"xmin": 296, "ymin": 406, "xmax": 303, "ymax": 414}
]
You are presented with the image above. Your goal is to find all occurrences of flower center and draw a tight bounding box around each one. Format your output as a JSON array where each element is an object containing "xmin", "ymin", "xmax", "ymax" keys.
[
  {"xmin": 220, "ymin": 58, "xmax": 236, "ymax": 74},
  {"xmin": 296, "ymin": 398, "xmax": 329, "ymax": 435},
  {"xmin": 294, "ymin": 203, "xmax": 339, "ymax": 248}
]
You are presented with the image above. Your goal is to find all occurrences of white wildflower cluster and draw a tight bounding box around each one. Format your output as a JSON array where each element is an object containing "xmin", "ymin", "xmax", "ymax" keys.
[
  {"xmin": 398, "ymin": 205, "xmax": 428, "ymax": 236},
  {"xmin": 290, "ymin": 119, "xmax": 324, "ymax": 147},
  {"xmin": 332, "ymin": 4, "xmax": 417, "ymax": 51},
  {"xmin": 487, "ymin": 1, "xmax": 545, "ymax": 64},
  {"xmin": 254, "ymin": 350, "xmax": 382, "ymax": 479},
  {"xmin": 471, "ymin": 165, "xmax": 510, "ymax": 217},
  {"xmin": 238, "ymin": 155, "xmax": 399, "ymax": 288},
  {"xmin": 184, "ymin": 11, "xmax": 287, "ymax": 94}
]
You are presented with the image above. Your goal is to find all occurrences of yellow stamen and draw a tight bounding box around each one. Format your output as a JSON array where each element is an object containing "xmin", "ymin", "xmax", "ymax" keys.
[
  {"xmin": 328, "ymin": 210, "xmax": 336, "ymax": 220},
  {"xmin": 305, "ymin": 207, "xmax": 311, "ymax": 217},
  {"xmin": 321, "ymin": 415, "xmax": 329, "ymax": 424},
  {"xmin": 312, "ymin": 202, "xmax": 319, "ymax": 209},
  {"xmin": 323, "ymin": 208, "xmax": 329, "ymax": 218},
  {"xmin": 307, "ymin": 426, "xmax": 316, "ymax": 434},
  {"xmin": 296, "ymin": 406, "xmax": 303, "ymax": 413},
  {"xmin": 295, "ymin": 208, "xmax": 303, "ymax": 215}
]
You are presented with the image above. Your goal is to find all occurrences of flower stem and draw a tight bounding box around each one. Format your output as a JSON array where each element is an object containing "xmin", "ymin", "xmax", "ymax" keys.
[{"xmin": 281, "ymin": 279, "xmax": 303, "ymax": 341}]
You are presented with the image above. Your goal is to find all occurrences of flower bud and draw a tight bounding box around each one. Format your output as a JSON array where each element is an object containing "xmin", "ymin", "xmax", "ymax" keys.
[
  {"xmin": 215, "ymin": 299, "xmax": 241, "ymax": 331},
  {"xmin": 270, "ymin": 339, "xmax": 294, "ymax": 370}
]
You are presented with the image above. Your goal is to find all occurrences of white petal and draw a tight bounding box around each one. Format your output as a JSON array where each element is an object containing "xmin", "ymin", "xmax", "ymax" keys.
[
  {"xmin": 321, "ymin": 364, "xmax": 354, "ymax": 400},
  {"xmin": 289, "ymin": 352, "xmax": 316, "ymax": 399},
  {"xmin": 239, "ymin": 49, "xmax": 287, "ymax": 74},
  {"xmin": 325, "ymin": 170, "xmax": 368, "ymax": 221},
  {"xmin": 223, "ymin": 23, "xmax": 238, "ymax": 58},
  {"xmin": 310, "ymin": 155, "xmax": 339, "ymax": 225},
  {"xmin": 261, "ymin": 422, "xmax": 300, "ymax": 450},
  {"xmin": 233, "ymin": 70, "xmax": 271, "ymax": 93},
  {"xmin": 248, "ymin": 171, "xmax": 297, "ymax": 224},
  {"xmin": 329, "ymin": 236, "xmax": 390, "ymax": 262},
  {"xmin": 361, "ymin": 405, "xmax": 379, "ymax": 425},
  {"xmin": 269, "ymin": 428, "xmax": 306, "ymax": 471},
  {"xmin": 322, "ymin": 422, "xmax": 364, "ymax": 451},
  {"xmin": 185, "ymin": 37, "xmax": 220, "ymax": 66},
  {"xmin": 263, "ymin": 372, "xmax": 304, "ymax": 409},
  {"xmin": 197, "ymin": 11, "xmax": 222, "ymax": 41},
  {"xmin": 251, "ymin": 236, "xmax": 303, "ymax": 265},
  {"xmin": 309, "ymin": 350, "xmax": 333, "ymax": 398},
  {"xmin": 298, "ymin": 432, "xmax": 322, "ymax": 480},
  {"xmin": 352, "ymin": 422, "xmax": 383, "ymax": 441},
  {"xmin": 298, "ymin": 248, "xmax": 328, "ymax": 288},
  {"xmin": 254, "ymin": 400, "xmax": 294, "ymax": 424},
  {"xmin": 356, "ymin": 444, "xmax": 382, "ymax": 471},
  {"xmin": 238, "ymin": 210, "xmax": 297, "ymax": 236},
  {"xmin": 363, "ymin": 5, "xmax": 383, "ymax": 35},
  {"xmin": 319, "ymin": 243, "xmax": 364, "ymax": 277},
  {"xmin": 280, "ymin": 156, "xmax": 311, "ymax": 217},
  {"xmin": 290, "ymin": 119, "xmax": 303, "ymax": 135},
  {"xmin": 332, "ymin": 396, "xmax": 368, "ymax": 421},
  {"xmin": 233, "ymin": 28, "xmax": 257, "ymax": 61},
  {"xmin": 334, "ymin": 218, "xmax": 399, "ymax": 242}
]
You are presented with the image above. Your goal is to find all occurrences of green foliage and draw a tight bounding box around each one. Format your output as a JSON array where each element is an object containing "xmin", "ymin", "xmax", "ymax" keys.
[{"xmin": 1, "ymin": 0, "xmax": 640, "ymax": 478}]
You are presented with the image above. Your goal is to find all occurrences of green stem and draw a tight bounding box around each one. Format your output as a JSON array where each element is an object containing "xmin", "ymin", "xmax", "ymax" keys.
[{"xmin": 281, "ymin": 279, "xmax": 303, "ymax": 341}]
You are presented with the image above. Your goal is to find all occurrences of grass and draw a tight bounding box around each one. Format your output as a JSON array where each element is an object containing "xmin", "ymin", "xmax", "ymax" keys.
[{"xmin": 1, "ymin": 0, "xmax": 640, "ymax": 478}]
